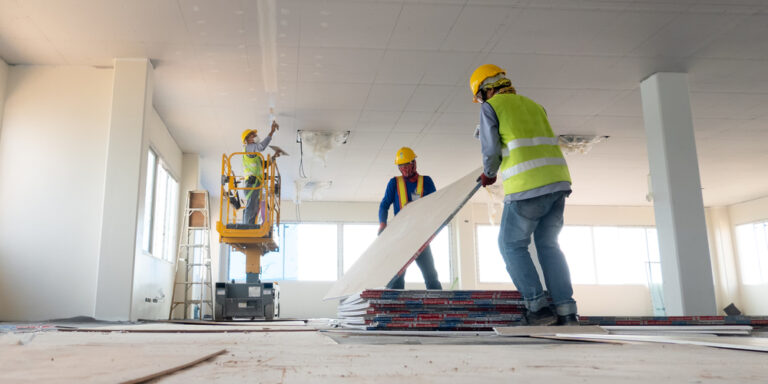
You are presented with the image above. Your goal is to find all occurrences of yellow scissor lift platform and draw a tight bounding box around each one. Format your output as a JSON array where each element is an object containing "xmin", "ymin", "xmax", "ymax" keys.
[{"xmin": 215, "ymin": 151, "xmax": 281, "ymax": 321}]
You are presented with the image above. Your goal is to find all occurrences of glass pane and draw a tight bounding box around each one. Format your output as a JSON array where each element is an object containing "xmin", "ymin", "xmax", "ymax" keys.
[
  {"xmin": 261, "ymin": 227, "xmax": 284, "ymax": 280},
  {"xmin": 343, "ymin": 224, "xmax": 378, "ymax": 273},
  {"xmin": 645, "ymin": 228, "xmax": 661, "ymax": 263},
  {"xmin": 405, "ymin": 226, "xmax": 451, "ymax": 283},
  {"xmin": 559, "ymin": 226, "xmax": 596, "ymax": 284},
  {"xmin": 296, "ymin": 223, "xmax": 338, "ymax": 281},
  {"xmin": 152, "ymin": 166, "xmax": 169, "ymax": 259},
  {"xmin": 756, "ymin": 222, "xmax": 768, "ymax": 283},
  {"xmin": 141, "ymin": 150, "xmax": 156, "ymax": 252},
  {"xmin": 229, "ymin": 249, "xmax": 246, "ymax": 282},
  {"xmin": 164, "ymin": 174, "xmax": 179, "ymax": 262},
  {"xmin": 736, "ymin": 223, "xmax": 761, "ymax": 285},
  {"xmin": 593, "ymin": 227, "xmax": 648, "ymax": 285},
  {"xmin": 477, "ymin": 225, "xmax": 510, "ymax": 283}
]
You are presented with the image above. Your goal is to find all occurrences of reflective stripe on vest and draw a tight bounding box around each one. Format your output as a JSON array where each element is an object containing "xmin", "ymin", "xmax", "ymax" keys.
[
  {"xmin": 242, "ymin": 146, "xmax": 264, "ymax": 180},
  {"xmin": 395, "ymin": 175, "xmax": 424, "ymax": 210},
  {"xmin": 487, "ymin": 94, "xmax": 571, "ymax": 195}
]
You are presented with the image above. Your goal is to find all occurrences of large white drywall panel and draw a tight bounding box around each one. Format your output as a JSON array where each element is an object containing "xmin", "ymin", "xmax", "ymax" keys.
[
  {"xmin": 325, "ymin": 168, "xmax": 481, "ymax": 300},
  {"xmin": 131, "ymin": 107, "xmax": 183, "ymax": 321},
  {"xmin": 0, "ymin": 66, "xmax": 114, "ymax": 321}
]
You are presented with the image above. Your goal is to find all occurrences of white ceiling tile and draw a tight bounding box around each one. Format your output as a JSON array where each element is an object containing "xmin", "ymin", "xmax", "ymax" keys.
[
  {"xmin": 0, "ymin": 37, "xmax": 65, "ymax": 64},
  {"xmin": 356, "ymin": 111, "xmax": 400, "ymax": 132},
  {"xmin": 299, "ymin": 2, "xmax": 402, "ymax": 48},
  {"xmin": 599, "ymin": 89, "xmax": 643, "ymax": 117},
  {"xmin": 695, "ymin": 14, "xmax": 768, "ymax": 60},
  {"xmin": 293, "ymin": 109, "xmax": 360, "ymax": 132},
  {"xmin": 430, "ymin": 112, "xmax": 479, "ymax": 135},
  {"xmin": 179, "ymin": 0, "xmax": 248, "ymax": 45},
  {"xmin": 394, "ymin": 111, "xmax": 434, "ymax": 133},
  {"xmin": 555, "ymin": 89, "xmax": 625, "ymax": 116},
  {"xmin": 297, "ymin": 47, "xmax": 382, "ymax": 84},
  {"xmin": 422, "ymin": 51, "xmax": 477, "ymax": 85},
  {"xmin": 295, "ymin": 83, "xmax": 370, "ymax": 110},
  {"xmin": 485, "ymin": 53, "xmax": 567, "ymax": 89},
  {"xmin": 375, "ymin": 50, "xmax": 430, "ymax": 84},
  {"xmin": 688, "ymin": 59, "xmax": 768, "ymax": 94},
  {"xmin": 691, "ymin": 92, "xmax": 768, "ymax": 119},
  {"xmin": 580, "ymin": 116, "xmax": 645, "ymax": 139},
  {"xmin": 388, "ymin": 3, "xmax": 462, "ymax": 50},
  {"xmin": 629, "ymin": 11, "xmax": 745, "ymax": 58},
  {"xmin": 364, "ymin": 84, "xmax": 416, "ymax": 111},
  {"xmin": 405, "ymin": 85, "xmax": 454, "ymax": 112},
  {"xmin": 441, "ymin": 6, "xmax": 519, "ymax": 52}
]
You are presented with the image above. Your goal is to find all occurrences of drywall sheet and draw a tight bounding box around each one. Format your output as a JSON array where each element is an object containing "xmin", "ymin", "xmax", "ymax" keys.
[
  {"xmin": 540, "ymin": 333, "xmax": 768, "ymax": 353},
  {"xmin": 325, "ymin": 167, "xmax": 482, "ymax": 300},
  {"xmin": 494, "ymin": 325, "xmax": 607, "ymax": 337},
  {"xmin": 337, "ymin": 289, "xmax": 526, "ymax": 331}
]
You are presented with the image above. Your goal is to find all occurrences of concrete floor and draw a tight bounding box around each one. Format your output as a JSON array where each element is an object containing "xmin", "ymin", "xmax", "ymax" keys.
[{"xmin": 2, "ymin": 322, "xmax": 767, "ymax": 383}]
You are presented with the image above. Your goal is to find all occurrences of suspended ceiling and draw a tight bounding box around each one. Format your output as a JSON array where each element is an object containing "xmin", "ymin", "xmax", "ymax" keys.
[{"xmin": 1, "ymin": 0, "xmax": 768, "ymax": 206}]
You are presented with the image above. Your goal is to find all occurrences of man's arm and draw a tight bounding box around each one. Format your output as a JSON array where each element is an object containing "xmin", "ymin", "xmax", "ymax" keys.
[
  {"xmin": 378, "ymin": 179, "xmax": 395, "ymax": 232},
  {"xmin": 479, "ymin": 102, "xmax": 502, "ymax": 178},
  {"xmin": 423, "ymin": 176, "xmax": 437, "ymax": 197},
  {"xmin": 245, "ymin": 121, "xmax": 279, "ymax": 153}
]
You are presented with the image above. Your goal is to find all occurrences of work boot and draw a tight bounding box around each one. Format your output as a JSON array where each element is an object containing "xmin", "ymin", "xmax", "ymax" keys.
[
  {"xmin": 556, "ymin": 314, "xmax": 580, "ymax": 326},
  {"xmin": 524, "ymin": 306, "xmax": 557, "ymax": 326}
]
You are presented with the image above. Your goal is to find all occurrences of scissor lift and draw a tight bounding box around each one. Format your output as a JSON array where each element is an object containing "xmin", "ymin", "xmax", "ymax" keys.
[{"xmin": 215, "ymin": 151, "xmax": 281, "ymax": 321}]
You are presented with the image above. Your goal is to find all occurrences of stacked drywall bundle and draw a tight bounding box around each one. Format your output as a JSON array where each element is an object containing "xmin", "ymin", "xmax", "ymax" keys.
[
  {"xmin": 579, "ymin": 316, "xmax": 768, "ymax": 327},
  {"xmin": 337, "ymin": 289, "xmax": 526, "ymax": 331}
]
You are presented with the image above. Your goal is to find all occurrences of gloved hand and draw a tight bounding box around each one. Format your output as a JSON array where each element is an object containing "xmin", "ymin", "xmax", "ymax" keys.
[
  {"xmin": 378, "ymin": 222, "xmax": 386, "ymax": 236},
  {"xmin": 478, "ymin": 173, "xmax": 497, "ymax": 187}
]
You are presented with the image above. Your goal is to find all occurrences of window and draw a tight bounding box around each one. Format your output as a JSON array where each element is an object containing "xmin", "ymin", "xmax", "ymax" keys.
[
  {"xmin": 229, "ymin": 222, "xmax": 454, "ymax": 284},
  {"xmin": 735, "ymin": 221, "xmax": 768, "ymax": 285},
  {"xmin": 404, "ymin": 226, "xmax": 452, "ymax": 283},
  {"xmin": 141, "ymin": 148, "xmax": 179, "ymax": 262},
  {"xmin": 476, "ymin": 224, "xmax": 660, "ymax": 285}
]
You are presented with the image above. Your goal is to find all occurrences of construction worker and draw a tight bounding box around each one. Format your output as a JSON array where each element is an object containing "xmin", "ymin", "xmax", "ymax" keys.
[
  {"xmin": 470, "ymin": 64, "xmax": 578, "ymax": 326},
  {"xmin": 241, "ymin": 120, "xmax": 279, "ymax": 226},
  {"xmin": 379, "ymin": 147, "xmax": 442, "ymax": 290}
]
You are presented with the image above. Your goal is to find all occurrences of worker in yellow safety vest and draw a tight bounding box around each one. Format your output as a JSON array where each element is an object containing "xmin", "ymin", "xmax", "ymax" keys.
[
  {"xmin": 378, "ymin": 147, "xmax": 442, "ymax": 290},
  {"xmin": 241, "ymin": 120, "xmax": 279, "ymax": 226},
  {"xmin": 470, "ymin": 64, "xmax": 578, "ymax": 326}
]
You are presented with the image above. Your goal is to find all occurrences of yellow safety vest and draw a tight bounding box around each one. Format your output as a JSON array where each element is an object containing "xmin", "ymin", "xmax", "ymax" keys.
[
  {"xmin": 395, "ymin": 175, "xmax": 423, "ymax": 210},
  {"xmin": 487, "ymin": 93, "xmax": 571, "ymax": 195},
  {"xmin": 242, "ymin": 146, "xmax": 264, "ymax": 182}
]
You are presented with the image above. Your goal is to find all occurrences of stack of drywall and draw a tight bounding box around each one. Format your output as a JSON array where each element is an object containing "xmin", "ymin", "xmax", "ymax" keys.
[
  {"xmin": 337, "ymin": 290, "xmax": 526, "ymax": 331},
  {"xmin": 579, "ymin": 316, "xmax": 768, "ymax": 327}
]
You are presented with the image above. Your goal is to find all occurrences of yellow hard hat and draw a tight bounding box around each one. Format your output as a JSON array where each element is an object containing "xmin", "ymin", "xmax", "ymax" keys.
[
  {"xmin": 395, "ymin": 147, "xmax": 417, "ymax": 165},
  {"xmin": 241, "ymin": 129, "xmax": 257, "ymax": 143},
  {"xmin": 470, "ymin": 64, "xmax": 506, "ymax": 103}
]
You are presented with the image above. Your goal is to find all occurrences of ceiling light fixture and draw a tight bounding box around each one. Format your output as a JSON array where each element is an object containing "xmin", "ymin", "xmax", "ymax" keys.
[{"xmin": 558, "ymin": 134, "xmax": 609, "ymax": 155}]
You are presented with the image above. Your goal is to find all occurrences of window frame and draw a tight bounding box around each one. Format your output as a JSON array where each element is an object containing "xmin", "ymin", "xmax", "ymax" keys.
[{"xmin": 141, "ymin": 146, "xmax": 180, "ymax": 263}]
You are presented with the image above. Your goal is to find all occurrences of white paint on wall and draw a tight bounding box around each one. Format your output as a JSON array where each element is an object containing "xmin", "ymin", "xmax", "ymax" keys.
[
  {"xmin": 0, "ymin": 65, "xmax": 113, "ymax": 321},
  {"xmin": 0, "ymin": 58, "xmax": 8, "ymax": 132},
  {"xmin": 131, "ymin": 107, "xmax": 183, "ymax": 321}
]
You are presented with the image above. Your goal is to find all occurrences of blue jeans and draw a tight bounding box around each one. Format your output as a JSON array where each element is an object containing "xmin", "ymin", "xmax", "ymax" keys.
[
  {"xmin": 386, "ymin": 245, "xmax": 442, "ymax": 290},
  {"xmin": 498, "ymin": 191, "xmax": 577, "ymax": 316}
]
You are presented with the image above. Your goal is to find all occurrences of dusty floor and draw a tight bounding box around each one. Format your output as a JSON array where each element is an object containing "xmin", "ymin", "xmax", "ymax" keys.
[{"xmin": 1, "ymin": 322, "xmax": 767, "ymax": 383}]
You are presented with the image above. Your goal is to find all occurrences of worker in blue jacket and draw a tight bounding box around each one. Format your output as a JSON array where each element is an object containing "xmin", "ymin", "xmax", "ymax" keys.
[{"xmin": 378, "ymin": 147, "xmax": 442, "ymax": 290}]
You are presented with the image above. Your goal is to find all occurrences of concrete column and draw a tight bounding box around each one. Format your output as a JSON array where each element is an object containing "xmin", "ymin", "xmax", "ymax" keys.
[
  {"xmin": 640, "ymin": 72, "xmax": 717, "ymax": 315},
  {"xmin": 95, "ymin": 59, "xmax": 153, "ymax": 320}
]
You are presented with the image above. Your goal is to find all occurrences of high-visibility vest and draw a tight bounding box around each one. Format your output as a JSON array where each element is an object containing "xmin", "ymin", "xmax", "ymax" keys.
[
  {"xmin": 395, "ymin": 175, "xmax": 424, "ymax": 210},
  {"xmin": 242, "ymin": 146, "xmax": 264, "ymax": 182},
  {"xmin": 487, "ymin": 94, "xmax": 571, "ymax": 195}
]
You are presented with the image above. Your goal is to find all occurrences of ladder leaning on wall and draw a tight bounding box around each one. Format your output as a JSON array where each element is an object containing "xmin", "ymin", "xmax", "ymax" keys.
[{"xmin": 169, "ymin": 190, "xmax": 214, "ymax": 320}]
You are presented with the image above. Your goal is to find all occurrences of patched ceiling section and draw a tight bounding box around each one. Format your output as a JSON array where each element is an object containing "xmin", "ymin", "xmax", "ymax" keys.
[{"xmin": 1, "ymin": 0, "xmax": 768, "ymax": 206}]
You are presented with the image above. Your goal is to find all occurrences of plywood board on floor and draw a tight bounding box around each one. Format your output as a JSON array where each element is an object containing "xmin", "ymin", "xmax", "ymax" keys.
[
  {"xmin": 325, "ymin": 167, "xmax": 482, "ymax": 300},
  {"xmin": 0, "ymin": 341, "xmax": 225, "ymax": 383}
]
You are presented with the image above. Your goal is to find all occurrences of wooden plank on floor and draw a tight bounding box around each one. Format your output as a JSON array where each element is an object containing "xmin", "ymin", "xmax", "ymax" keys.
[
  {"xmin": 0, "ymin": 342, "xmax": 226, "ymax": 383},
  {"xmin": 120, "ymin": 349, "xmax": 226, "ymax": 384}
]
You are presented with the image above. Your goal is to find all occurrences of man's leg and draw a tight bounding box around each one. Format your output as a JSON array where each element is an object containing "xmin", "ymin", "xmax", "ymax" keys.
[
  {"xmin": 414, "ymin": 245, "xmax": 442, "ymax": 290},
  {"xmin": 243, "ymin": 180, "xmax": 260, "ymax": 225},
  {"xmin": 498, "ymin": 198, "xmax": 548, "ymax": 313},
  {"xmin": 386, "ymin": 274, "xmax": 405, "ymax": 289},
  {"xmin": 533, "ymin": 191, "xmax": 577, "ymax": 317}
]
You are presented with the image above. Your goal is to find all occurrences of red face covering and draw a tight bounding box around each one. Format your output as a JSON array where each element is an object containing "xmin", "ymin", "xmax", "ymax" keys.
[{"xmin": 398, "ymin": 161, "xmax": 418, "ymax": 182}]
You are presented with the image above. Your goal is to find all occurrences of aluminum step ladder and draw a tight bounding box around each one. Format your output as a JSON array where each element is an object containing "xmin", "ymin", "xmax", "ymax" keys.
[{"xmin": 169, "ymin": 190, "xmax": 214, "ymax": 320}]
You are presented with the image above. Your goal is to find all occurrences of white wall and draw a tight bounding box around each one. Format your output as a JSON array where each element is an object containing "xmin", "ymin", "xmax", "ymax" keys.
[
  {"xmin": 725, "ymin": 196, "xmax": 768, "ymax": 314},
  {"xmin": 0, "ymin": 57, "xmax": 8, "ymax": 132},
  {"xmin": 130, "ymin": 107, "xmax": 183, "ymax": 321},
  {"xmin": 0, "ymin": 66, "xmax": 114, "ymax": 321}
]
